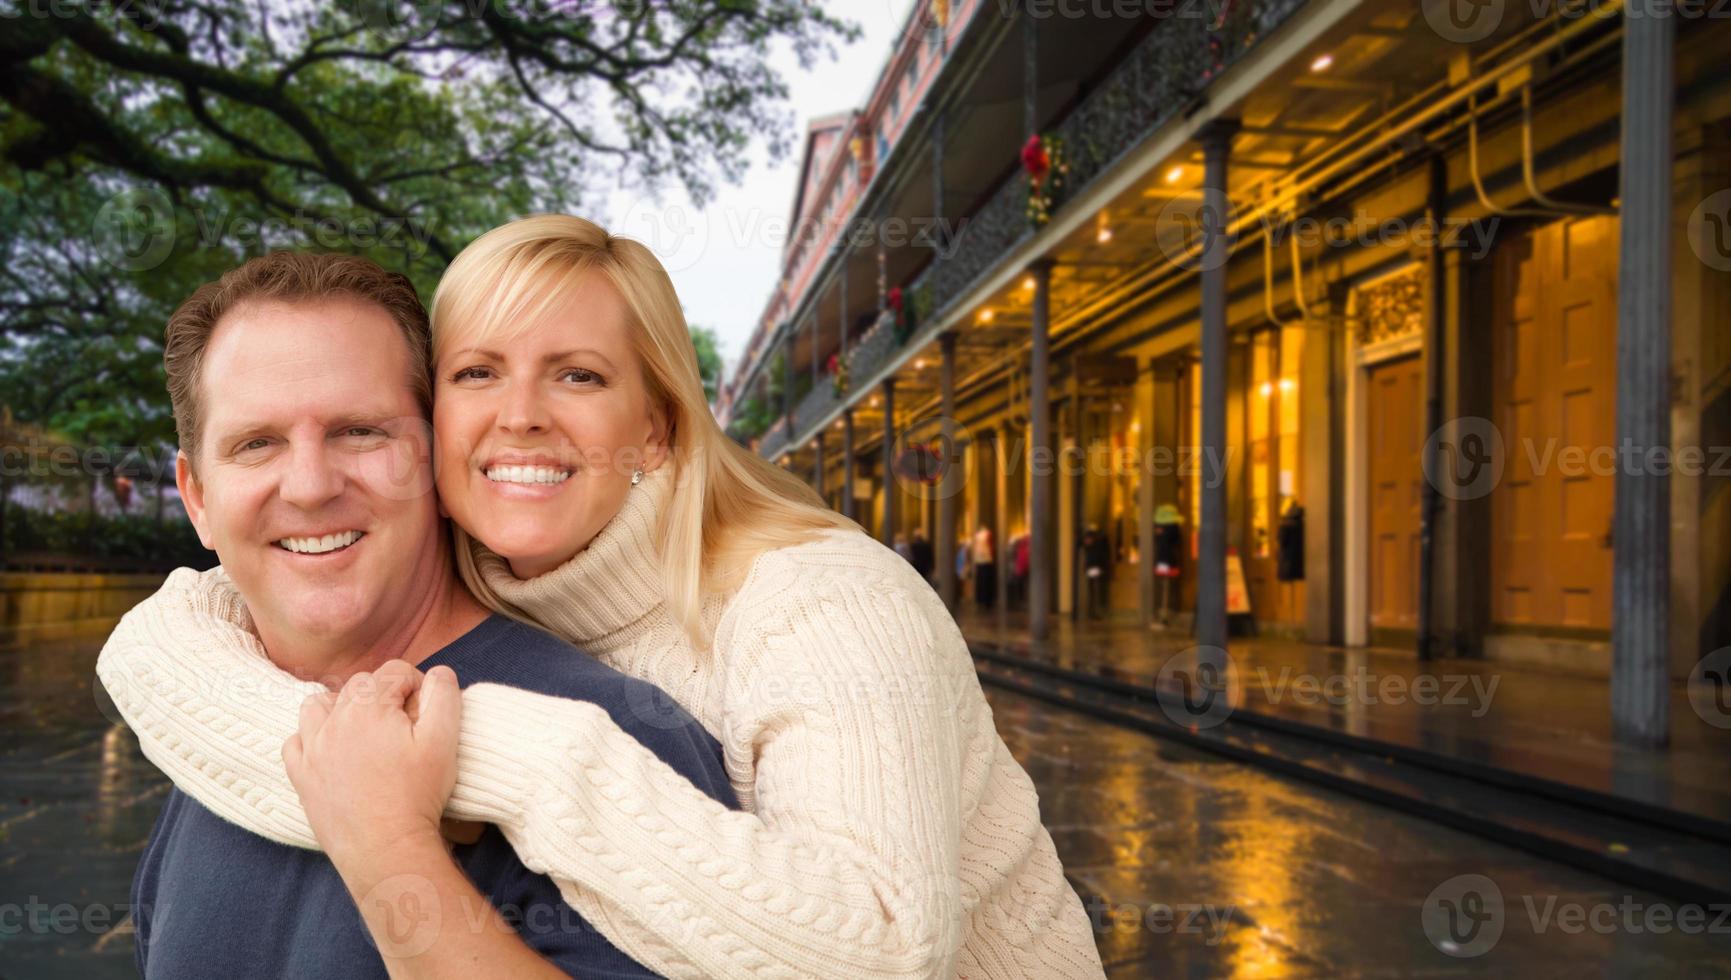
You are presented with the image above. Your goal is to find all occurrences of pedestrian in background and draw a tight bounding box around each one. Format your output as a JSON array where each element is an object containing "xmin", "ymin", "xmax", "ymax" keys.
[
  {"xmin": 910, "ymin": 528, "xmax": 935, "ymax": 584},
  {"xmin": 971, "ymin": 524, "xmax": 997, "ymax": 610}
]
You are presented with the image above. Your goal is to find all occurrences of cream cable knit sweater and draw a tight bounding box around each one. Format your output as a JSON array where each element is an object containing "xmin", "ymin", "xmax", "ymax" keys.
[{"xmin": 96, "ymin": 466, "xmax": 1105, "ymax": 979}]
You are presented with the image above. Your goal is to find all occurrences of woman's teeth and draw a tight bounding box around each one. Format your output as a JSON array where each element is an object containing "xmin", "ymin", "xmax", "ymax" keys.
[
  {"xmin": 485, "ymin": 465, "xmax": 572, "ymax": 485},
  {"xmin": 277, "ymin": 531, "xmax": 364, "ymax": 554}
]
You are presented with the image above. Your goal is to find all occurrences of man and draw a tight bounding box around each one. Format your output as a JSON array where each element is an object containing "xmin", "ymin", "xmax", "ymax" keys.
[
  {"xmin": 129, "ymin": 251, "xmax": 736, "ymax": 977},
  {"xmin": 908, "ymin": 528, "xmax": 934, "ymax": 583},
  {"xmin": 970, "ymin": 523, "xmax": 996, "ymax": 610}
]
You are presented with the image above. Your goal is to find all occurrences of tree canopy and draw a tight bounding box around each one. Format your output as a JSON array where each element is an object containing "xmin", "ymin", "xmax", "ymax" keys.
[{"xmin": 0, "ymin": 0, "xmax": 852, "ymax": 451}]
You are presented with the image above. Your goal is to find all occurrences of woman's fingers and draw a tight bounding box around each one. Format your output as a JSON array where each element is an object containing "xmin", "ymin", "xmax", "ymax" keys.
[
  {"xmin": 411, "ymin": 665, "xmax": 462, "ymax": 754},
  {"xmin": 298, "ymin": 689, "xmax": 333, "ymax": 735}
]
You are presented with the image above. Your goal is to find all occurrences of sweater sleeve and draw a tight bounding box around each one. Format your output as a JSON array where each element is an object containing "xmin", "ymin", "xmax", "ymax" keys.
[
  {"xmin": 493, "ymin": 558, "xmax": 970, "ymax": 979},
  {"xmin": 98, "ymin": 563, "xmax": 972, "ymax": 979},
  {"xmin": 95, "ymin": 567, "xmax": 591, "ymax": 847}
]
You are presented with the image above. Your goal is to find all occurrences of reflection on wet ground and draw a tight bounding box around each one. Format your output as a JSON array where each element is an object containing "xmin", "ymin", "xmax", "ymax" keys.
[
  {"xmin": 960, "ymin": 607, "xmax": 1731, "ymax": 827},
  {"xmin": 2, "ymin": 633, "xmax": 168, "ymax": 979},
  {"xmin": 989, "ymin": 685, "xmax": 1731, "ymax": 976},
  {"xmin": 5, "ymin": 628, "xmax": 1730, "ymax": 977}
]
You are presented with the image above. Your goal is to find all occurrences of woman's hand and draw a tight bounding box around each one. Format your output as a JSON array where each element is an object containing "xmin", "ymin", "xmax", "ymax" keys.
[{"xmin": 282, "ymin": 660, "xmax": 462, "ymax": 870}]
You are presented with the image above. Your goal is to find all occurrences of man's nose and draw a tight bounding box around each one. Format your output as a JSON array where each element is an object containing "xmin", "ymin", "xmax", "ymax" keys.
[{"xmin": 278, "ymin": 440, "xmax": 346, "ymax": 509}]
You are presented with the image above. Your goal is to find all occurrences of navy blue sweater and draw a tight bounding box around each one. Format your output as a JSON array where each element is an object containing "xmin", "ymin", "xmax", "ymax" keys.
[{"xmin": 132, "ymin": 614, "xmax": 736, "ymax": 978}]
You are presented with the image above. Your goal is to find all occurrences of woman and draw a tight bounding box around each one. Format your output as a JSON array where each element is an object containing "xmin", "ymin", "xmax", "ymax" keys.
[{"xmin": 99, "ymin": 216, "xmax": 1103, "ymax": 978}]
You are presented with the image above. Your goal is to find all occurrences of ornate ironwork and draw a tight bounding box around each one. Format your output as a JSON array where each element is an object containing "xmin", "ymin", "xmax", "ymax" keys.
[{"xmin": 757, "ymin": 0, "xmax": 1310, "ymax": 460}]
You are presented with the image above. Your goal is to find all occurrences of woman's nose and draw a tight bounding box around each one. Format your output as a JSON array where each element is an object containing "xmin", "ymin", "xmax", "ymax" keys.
[{"xmin": 497, "ymin": 381, "xmax": 550, "ymax": 435}]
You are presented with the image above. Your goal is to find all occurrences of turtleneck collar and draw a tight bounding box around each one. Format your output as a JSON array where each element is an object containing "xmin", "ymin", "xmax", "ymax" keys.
[{"xmin": 469, "ymin": 464, "xmax": 672, "ymax": 646}]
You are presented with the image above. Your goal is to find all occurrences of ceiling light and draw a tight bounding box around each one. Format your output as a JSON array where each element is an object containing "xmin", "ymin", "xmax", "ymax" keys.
[
  {"xmin": 977, "ymin": 308, "xmax": 995, "ymax": 324},
  {"xmin": 1310, "ymin": 53, "xmax": 1334, "ymax": 73},
  {"xmin": 1165, "ymin": 166, "xmax": 1184, "ymax": 184}
]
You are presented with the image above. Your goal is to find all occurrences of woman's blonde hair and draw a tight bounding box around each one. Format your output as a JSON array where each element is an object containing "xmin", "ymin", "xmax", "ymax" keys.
[{"xmin": 432, "ymin": 214, "xmax": 857, "ymax": 646}]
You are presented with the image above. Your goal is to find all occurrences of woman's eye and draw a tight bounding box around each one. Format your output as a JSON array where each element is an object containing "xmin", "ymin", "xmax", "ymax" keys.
[
  {"xmin": 452, "ymin": 366, "xmax": 492, "ymax": 382},
  {"xmin": 561, "ymin": 368, "xmax": 601, "ymax": 385}
]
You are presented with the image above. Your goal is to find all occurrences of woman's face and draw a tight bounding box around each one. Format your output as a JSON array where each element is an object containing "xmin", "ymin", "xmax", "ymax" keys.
[{"xmin": 433, "ymin": 271, "xmax": 668, "ymax": 578}]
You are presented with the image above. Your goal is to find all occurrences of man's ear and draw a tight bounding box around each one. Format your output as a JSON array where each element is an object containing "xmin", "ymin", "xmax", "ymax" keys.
[{"xmin": 175, "ymin": 450, "xmax": 216, "ymax": 550}]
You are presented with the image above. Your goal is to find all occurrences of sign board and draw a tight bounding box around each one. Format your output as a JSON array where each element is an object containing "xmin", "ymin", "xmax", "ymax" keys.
[{"xmin": 1225, "ymin": 553, "xmax": 1252, "ymax": 615}]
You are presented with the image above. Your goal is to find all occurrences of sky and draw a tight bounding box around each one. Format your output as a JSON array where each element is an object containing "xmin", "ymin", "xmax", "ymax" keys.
[{"xmin": 599, "ymin": 1, "xmax": 917, "ymax": 384}]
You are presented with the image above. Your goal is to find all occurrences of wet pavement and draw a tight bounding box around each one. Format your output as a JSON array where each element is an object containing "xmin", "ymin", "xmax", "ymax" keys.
[
  {"xmin": 5, "ymin": 626, "xmax": 1731, "ymax": 977},
  {"xmin": 960, "ymin": 607, "xmax": 1731, "ymax": 831}
]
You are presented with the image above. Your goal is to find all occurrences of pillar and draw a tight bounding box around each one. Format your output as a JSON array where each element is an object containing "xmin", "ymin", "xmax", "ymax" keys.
[
  {"xmin": 814, "ymin": 432, "xmax": 826, "ymax": 501},
  {"xmin": 881, "ymin": 377, "xmax": 898, "ymax": 549},
  {"xmin": 1196, "ymin": 119, "xmax": 1240, "ymax": 654},
  {"xmin": 842, "ymin": 409, "xmax": 858, "ymax": 522},
  {"xmin": 1611, "ymin": 1, "xmax": 1674, "ymax": 748},
  {"xmin": 937, "ymin": 331, "xmax": 959, "ymax": 607},
  {"xmin": 1029, "ymin": 259, "xmax": 1056, "ymax": 641}
]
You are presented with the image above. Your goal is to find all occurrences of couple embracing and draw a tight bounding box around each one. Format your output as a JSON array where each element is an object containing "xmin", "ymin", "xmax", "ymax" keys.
[{"xmin": 101, "ymin": 215, "xmax": 1106, "ymax": 978}]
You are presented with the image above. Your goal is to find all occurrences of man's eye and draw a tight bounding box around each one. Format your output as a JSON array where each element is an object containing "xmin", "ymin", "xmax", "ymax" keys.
[
  {"xmin": 239, "ymin": 438, "xmax": 270, "ymax": 452},
  {"xmin": 344, "ymin": 427, "xmax": 383, "ymax": 438}
]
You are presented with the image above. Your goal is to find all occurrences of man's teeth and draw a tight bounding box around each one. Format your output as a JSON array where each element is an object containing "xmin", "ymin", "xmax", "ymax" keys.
[
  {"xmin": 277, "ymin": 531, "xmax": 364, "ymax": 554},
  {"xmin": 485, "ymin": 465, "xmax": 572, "ymax": 485}
]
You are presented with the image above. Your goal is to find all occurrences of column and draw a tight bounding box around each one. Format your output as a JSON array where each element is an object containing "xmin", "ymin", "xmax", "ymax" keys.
[
  {"xmin": 881, "ymin": 377, "xmax": 898, "ymax": 549},
  {"xmin": 937, "ymin": 331, "xmax": 959, "ymax": 607},
  {"xmin": 1611, "ymin": 2, "xmax": 1673, "ymax": 748},
  {"xmin": 814, "ymin": 432, "xmax": 827, "ymax": 501},
  {"xmin": 1196, "ymin": 119, "xmax": 1240, "ymax": 655},
  {"xmin": 842, "ymin": 409, "xmax": 858, "ymax": 522},
  {"xmin": 780, "ymin": 331, "xmax": 794, "ymax": 437},
  {"xmin": 1137, "ymin": 358, "xmax": 1157, "ymax": 624},
  {"xmin": 1029, "ymin": 259, "xmax": 1056, "ymax": 641}
]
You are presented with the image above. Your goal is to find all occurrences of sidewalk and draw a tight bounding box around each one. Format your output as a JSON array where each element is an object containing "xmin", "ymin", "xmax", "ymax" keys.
[{"xmin": 954, "ymin": 606, "xmax": 1731, "ymax": 832}]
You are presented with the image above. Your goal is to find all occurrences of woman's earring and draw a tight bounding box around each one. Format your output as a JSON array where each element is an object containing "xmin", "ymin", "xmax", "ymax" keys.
[{"xmin": 631, "ymin": 467, "xmax": 643, "ymax": 486}]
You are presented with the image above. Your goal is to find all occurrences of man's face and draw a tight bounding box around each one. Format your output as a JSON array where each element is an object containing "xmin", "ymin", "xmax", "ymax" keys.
[{"xmin": 177, "ymin": 297, "xmax": 441, "ymax": 671}]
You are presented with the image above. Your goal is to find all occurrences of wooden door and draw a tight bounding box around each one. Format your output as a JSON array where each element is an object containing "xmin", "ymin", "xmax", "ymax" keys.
[
  {"xmin": 1367, "ymin": 355, "xmax": 1424, "ymax": 630},
  {"xmin": 1491, "ymin": 217, "xmax": 1618, "ymax": 630}
]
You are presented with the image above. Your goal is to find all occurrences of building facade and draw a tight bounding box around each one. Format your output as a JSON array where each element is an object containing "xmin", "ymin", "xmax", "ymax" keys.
[{"xmin": 718, "ymin": 0, "xmax": 1731, "ymax": 747}]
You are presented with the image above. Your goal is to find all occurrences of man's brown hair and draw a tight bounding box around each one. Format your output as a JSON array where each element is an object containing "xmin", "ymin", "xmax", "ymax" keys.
[{"xmin": 164, "ymin": 251, "xmax": 432, "ymax": 468}]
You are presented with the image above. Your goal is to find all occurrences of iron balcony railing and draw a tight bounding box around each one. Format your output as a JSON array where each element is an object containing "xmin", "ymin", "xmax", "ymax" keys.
[{"xmin": 765, "ymin": 0, "xmax": 1309, "ymax": 460}]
